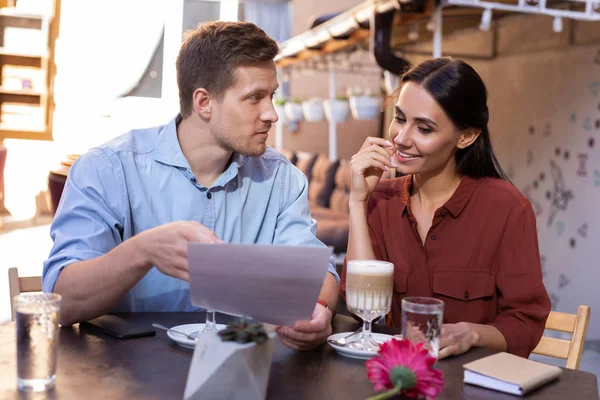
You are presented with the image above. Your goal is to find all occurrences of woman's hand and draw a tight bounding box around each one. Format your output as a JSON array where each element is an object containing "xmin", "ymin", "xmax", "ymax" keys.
[
  {"xmin": 438, "ymin": 322, "xmax": 479, "ymax": 359},
  {"xmin": 349, "ymin": 137, "xmax": 397, "ymax": 204}
]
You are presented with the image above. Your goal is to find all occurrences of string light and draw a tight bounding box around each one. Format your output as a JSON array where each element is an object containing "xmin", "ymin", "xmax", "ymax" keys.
[{"xmin": 408, "ymin": 22, "xmax": 419, "ymax": 41}]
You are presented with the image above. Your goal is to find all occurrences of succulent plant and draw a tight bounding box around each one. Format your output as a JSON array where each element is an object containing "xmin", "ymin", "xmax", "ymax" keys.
[{"xmin": 218, "ymin": 319, "xmax": 269, "ymax": 344}]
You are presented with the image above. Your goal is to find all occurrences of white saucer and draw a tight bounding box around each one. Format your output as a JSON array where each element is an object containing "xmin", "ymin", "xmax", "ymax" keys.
[
  {"xmin": 166, "ymin": 323, "xmax": 228, "ymax": 349},
  {"xmin": 327, "ymin": 332, "xmax": 396, "ymax": 360}
]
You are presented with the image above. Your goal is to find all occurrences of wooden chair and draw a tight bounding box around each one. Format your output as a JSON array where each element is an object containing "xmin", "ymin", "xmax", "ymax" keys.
[
  {"xmin": 8, "ymin": 267, "xmax": 42, "ymax": 321},
  {"xmin": 531, "ymin": 305, "xmax": 591, "ymax": 370}
]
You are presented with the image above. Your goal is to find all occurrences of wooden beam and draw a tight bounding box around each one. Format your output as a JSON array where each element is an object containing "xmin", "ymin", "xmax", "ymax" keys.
[{"xmin": 276, "ymin": 29, "xmax": 371, "ymax": 67}]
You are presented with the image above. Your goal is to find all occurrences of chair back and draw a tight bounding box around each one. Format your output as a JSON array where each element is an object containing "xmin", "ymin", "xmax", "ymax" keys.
[
  {"xmin": 531, "ymin": 305, "xmax": 591, "ymax": 370},
  {"xmin": 8, "ymin": 267, "xmax": 42, "ymax": 321}
]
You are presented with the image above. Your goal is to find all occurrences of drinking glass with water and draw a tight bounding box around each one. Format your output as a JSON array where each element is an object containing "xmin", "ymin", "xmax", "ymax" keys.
[
  {"xmin": 401, "ymin": 297, "xmax": 444, "ymax": 358},
  {"xmin": 15, "ymin": 293, "xmax": 61, "ymax": 392}
]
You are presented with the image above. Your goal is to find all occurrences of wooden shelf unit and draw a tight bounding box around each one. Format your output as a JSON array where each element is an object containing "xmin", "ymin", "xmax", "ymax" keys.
[{"xmin": 0, "ymin": 0, "xmax": 60, "ymax": 141}]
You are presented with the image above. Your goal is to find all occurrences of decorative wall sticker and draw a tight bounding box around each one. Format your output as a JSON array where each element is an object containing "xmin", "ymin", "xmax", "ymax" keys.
[
  {"xmin": 596, "ymin": 119, "xmax": 600, "ymax": 130},
  {"xmin": 540, "ymin": 254, "xmax": 547, "ymax": 278},
  {"xmin": 507, "ymin": 165, "xmax": 515, "ymax": 179},
  {"xmin": 558, "ymin": 273, "xmax": 570, "ymax": 289},
  {"xmin": 549, "ymin": 292, "xmax": 560, "ymax": 311},
  {"xmin": 589, "ymin": 138, "xmax": 595, "ymax": 148},
  {"xmin": 591, "ymin": 81, "xmax": 600, "ymax": 96},
  {"xmin": 555, "ymin": 147, "xmax": 561, "ymax": 157},
  {"xmin": 556, "ymin": 221, "xmax": 565, "ymax": 236},
  {"xmin": 543, "ymin": 123, "xmax": 551, "ymax": 137},
  {"xmin": 569, "ymin": 238, "xmax": 576, "ymax": 249},
  {"xmin": 563, "ymin": 150, "xmax": 570, "ymax": 161},
  {"xmin": 547, "ymin": 160, "xmax": 574, "ymax": 226},
  {"xmin": 528, "ymin": 125, "xmax": 535, "ymax": 135},
  {"xmin": 577, "ymin": 153, "xmax": 589, "ymax": 177},
  {"xmin": 583, "ymin": 116, "xmax": 592, "ymax": 131},
  {"xmin": 527, "ymin": 149, "xmax": 534, "ymax": 165},
  {"xmin": 577, "ymin": 222, "xmax": 589, "ymax": 238},
  {"xmin": 523, "ymin": 184, "xmax": 544, "ymax": 216},
  {"xmin": 570, "ymin": 113, "xmax": 576, "ymax": 122}
]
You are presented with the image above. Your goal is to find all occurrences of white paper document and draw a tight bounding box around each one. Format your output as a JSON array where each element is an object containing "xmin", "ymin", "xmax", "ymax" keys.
[{"xmin": 188, "ymin": 243, "xmax": 333, "ymax": 326}]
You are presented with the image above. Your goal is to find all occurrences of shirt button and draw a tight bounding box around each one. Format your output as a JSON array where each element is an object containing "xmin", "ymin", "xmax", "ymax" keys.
[
  {"xmin": 464, "ymin": 291, "xmax": 469, "ymax": 299},
  {"xmin": 440, "ymin": 211, "xmax": 447, "ymax": 217},
  {"xmin": 430, "ymin": 234, "xmax": 436, "ymax": 240},
  {"xmin": 207, "ymin": 192, "xmax": 212, "ymax": 199},
  {"xmin": 191, "ymin": 177, "xmax": 197, "ymax": 183}
]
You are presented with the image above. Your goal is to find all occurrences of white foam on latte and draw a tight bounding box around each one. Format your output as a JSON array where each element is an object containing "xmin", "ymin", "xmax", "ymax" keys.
[{"xmin": 347, "ymin": 260, "xmax": 394, "ymax": 276}]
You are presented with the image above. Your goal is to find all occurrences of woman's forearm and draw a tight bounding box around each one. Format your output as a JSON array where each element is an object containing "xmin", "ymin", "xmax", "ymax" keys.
[
  {"xmin": 346, "ymin": 201, "xmax": 376, "ymax": 261},
  {"xmin": 471, "ymin": 323, "xmax": 508, "ymax": 352}
]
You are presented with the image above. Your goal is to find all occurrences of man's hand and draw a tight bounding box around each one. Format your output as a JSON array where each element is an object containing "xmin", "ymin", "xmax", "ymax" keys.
[
  {"xmin": 136, "ymin": 221, "xmax": 222, "ymax": 282},
  {"xmin": 276, "ymin": 303, "xmax": 332, "ymax": 351},
  {"xmin": 438, "ymin": 322, "xmax": 479, "ymax": 359}
]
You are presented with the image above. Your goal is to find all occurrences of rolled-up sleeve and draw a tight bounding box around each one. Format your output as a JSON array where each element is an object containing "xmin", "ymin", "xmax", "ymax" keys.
[
  {"xmin": 272, "ymin": 163, "xmax": 339, "ymax": 282},
  {"xmin": 489, "ymin": 202, "xmax": 551, "ymax": 357},
  {"xmin": 42, "ymin": 149, "xmax": 125, "ymax": 292}
]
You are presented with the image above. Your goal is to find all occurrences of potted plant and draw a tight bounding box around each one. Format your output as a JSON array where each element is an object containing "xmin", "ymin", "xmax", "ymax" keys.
[
  {"xmin": 284, "ymin": 98, "xmax": 304, "ymax": 122},
  {"xmin": 301, "ymin": 97, "xmax": 325, "ymax": 122},
  {"xmin": 349, "ymin": 88, "xmax": 383, "ymax": 120},
  {"xmin": 323, "ymin": 95, "xmax": 350, "ymax": 123},
  {"xmin": 273, "ymin": 98, "xmax": 287, "ymax": 124}
]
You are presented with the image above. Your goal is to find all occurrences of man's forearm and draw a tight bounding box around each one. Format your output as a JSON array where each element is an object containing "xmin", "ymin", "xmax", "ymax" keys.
[
  {"xmin": 54, "ymin": 235, "xmax": 150, "ymax": 326},
  {"xmin": 319, "ymin": 273, "xmax": 339, "ymax": 315}
]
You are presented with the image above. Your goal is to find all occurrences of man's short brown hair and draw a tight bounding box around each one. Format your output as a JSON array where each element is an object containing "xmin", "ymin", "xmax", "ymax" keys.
[{"xmin": 176, "ymin": 21, "xmax": 279, "ymax": 118}]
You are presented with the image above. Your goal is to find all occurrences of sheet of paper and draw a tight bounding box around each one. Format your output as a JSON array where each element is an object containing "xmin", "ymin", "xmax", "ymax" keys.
[{"xmin": 188, "ymin": 243, "xmax": 333, "ymax": 326}]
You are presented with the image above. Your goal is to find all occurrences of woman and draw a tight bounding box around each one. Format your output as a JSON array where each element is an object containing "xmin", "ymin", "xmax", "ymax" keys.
[{"xmin": 343, "ymin": 58, "xmax": 550, "ymax": 359}]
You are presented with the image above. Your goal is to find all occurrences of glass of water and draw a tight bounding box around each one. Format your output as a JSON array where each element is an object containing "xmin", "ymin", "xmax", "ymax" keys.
[
  {"xmin": 401, "ymin": 297, "xmax": 444, "ymax": 358},
  {"xmin": 14, "ymin": 293, "xmax": 61, "ymax": 392}
]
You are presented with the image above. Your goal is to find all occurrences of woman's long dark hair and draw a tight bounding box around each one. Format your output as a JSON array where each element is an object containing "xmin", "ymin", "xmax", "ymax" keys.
[{"xmin": 399, "ymin": 58, "xmax": 509, "ymax": 181}]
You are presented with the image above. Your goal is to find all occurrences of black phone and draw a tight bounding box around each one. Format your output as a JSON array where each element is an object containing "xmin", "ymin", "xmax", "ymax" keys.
[{"xmin": 80, "ymin": 314, "xmax": 156, "ymax": 340}]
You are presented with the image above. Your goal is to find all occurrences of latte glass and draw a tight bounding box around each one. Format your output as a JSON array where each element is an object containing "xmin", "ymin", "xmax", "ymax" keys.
[{"xmin": 345, "ymin": 260, "xmax": 394, "ymax": 351}]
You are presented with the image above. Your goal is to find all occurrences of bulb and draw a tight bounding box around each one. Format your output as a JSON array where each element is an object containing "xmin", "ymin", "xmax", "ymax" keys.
[
  {"xmin": 408, "ymin": 23, "xmax": 419, "ymax": 41},
  {"xmin": 526, "ymin": 0, "xmax": 539, "ymax": 6},
  {"xmin": 426, "ymin": 19, "xmax": 436, "ymax": 32}
]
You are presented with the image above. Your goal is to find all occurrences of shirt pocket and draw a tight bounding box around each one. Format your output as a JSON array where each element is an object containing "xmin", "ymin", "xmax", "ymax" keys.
[{"xmin": 432, "ymin": 270, "xmax": 496, "ymax": 324}]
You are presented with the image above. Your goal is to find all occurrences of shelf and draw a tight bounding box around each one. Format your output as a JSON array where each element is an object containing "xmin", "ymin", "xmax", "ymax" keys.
[
  {"xmin": 0, "ymin": 86, "xmax": 43, "ymax": 104},
  {"xmin": 0, "ymin": 8, "xmax": 44, "ymax": 20},
  {"xmin": 0, "ymin": 121, "xmax": 50, "ymax": 140},
  {"xmin": 0, "ymin": 8, "xmax": 44, "ymax": 29},
  {"xmin": 0, "ymin": 47, "xmax": 44, "ymax": 67}
]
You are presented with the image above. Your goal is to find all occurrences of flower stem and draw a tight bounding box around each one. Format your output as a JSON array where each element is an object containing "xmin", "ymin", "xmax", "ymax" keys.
[{"xmin": 366, "ymin": 384, "xmax": 402, "ymax": 400}]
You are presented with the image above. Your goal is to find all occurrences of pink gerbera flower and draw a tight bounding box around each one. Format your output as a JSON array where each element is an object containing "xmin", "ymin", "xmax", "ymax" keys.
[{"xmin": 366, "ymin": 339, "xmax": 444, "ymax": 400}]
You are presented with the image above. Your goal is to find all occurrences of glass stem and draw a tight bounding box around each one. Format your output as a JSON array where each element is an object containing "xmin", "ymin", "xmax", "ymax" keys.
[
  {"xmin": 205, "ymin": 310, "xmax": 216, "ymax": 329},
  {"xmin": 362, "ymin": 318, "xmax": 372, "ymax": 341}
]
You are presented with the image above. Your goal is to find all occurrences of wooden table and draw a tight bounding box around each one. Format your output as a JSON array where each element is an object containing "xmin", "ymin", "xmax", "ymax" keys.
[{"xmin": 0, "ymin": 312, "xmax": 597, "ymax": 399}]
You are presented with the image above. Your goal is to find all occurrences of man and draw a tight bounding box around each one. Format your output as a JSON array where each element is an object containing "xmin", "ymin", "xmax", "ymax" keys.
[{"xmin": 43, "ymin": 21, "xmax": 339, "ymax": 351}]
